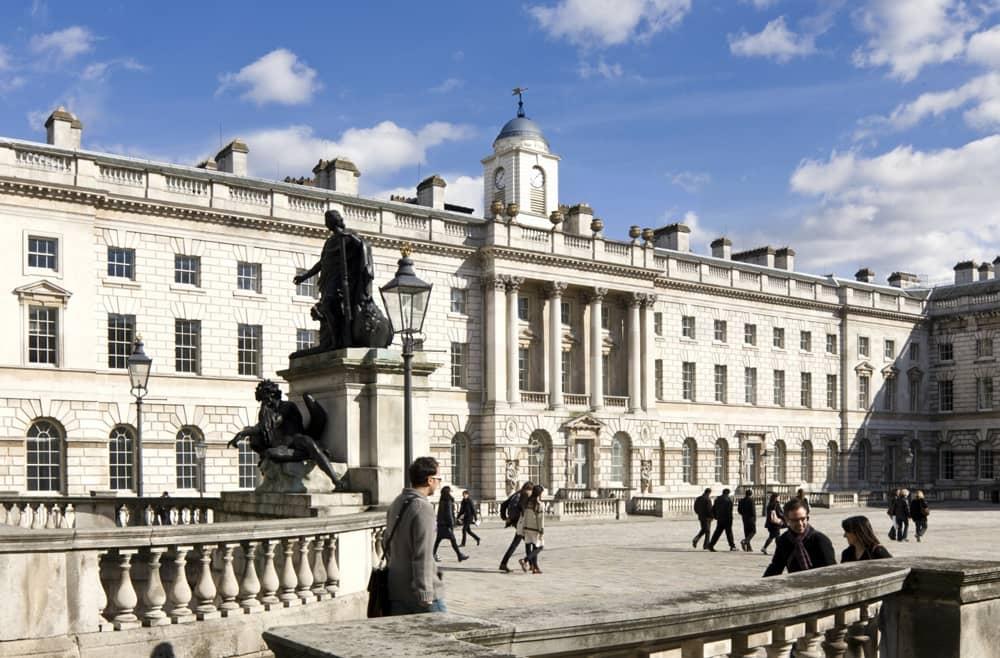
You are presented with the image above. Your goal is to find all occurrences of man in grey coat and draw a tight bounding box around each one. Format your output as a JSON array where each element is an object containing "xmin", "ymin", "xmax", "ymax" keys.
[{"xmin": 387, "ymin": 456, "xmax": 446, "ymax": 614}]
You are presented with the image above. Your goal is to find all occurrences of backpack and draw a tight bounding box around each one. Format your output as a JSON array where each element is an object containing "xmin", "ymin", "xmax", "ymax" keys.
[{"xmin": 500, "ymin": 492, "xmax": 521, "ymax": 527}]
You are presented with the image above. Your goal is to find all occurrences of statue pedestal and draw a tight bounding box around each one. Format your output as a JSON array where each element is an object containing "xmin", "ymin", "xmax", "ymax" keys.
[
  {"xmin": 277, "ymin": 347, "xmax": 440, "ymax": 506},
  {"xmin": 221, "ymin": 490, "xmax": 366, "ymax": 519}
]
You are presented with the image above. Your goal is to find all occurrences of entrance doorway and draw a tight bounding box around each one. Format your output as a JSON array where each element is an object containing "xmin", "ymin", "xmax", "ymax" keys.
[
  {"xmin": 739, "ymin": 435, "xmax": 764, "ymax": 484},
  {"xmin": 572, "ymin": 440, "xmax": 591, "ymax": 488}
]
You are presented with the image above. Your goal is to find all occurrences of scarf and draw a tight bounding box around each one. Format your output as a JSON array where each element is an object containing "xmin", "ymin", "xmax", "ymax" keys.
[{"xmin": 789, "ymin": 525, "xmax": 814, "ymax": 571}]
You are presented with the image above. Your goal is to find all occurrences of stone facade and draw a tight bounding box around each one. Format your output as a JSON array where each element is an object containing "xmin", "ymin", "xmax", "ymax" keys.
[{"xmin": 0, "ymin": 108, "xmax": 997, "ymax": 501}]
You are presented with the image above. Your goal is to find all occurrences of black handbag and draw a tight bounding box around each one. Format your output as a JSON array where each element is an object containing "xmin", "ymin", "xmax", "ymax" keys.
[
  {"xmin": 888, "ymin": 525, "xmax": 897, "ymax": 541},
  {"xmin": 367, "ymin": 496, "xmax": 414, "ymax": 618}
]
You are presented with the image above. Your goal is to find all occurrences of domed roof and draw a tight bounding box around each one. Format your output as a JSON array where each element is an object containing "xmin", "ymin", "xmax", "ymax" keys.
[{"xmin": 494, "ymin": 115, "xmax": 548, "ymax": 148}]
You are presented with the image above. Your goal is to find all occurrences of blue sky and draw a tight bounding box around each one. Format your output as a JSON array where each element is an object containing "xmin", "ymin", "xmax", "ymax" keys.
[{"xmin": 1, "ymin": 1, "xmax": 999, "ymax": 283}]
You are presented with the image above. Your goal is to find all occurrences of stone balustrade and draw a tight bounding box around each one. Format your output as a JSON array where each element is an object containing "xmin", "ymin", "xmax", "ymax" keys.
[
  {"xmin": 265, "ymin": 558, "xmax": 1000, "ymax": 657},
  {"xmin": 0, "ymin": 511, "xmax": 383, "ymax": 657},
  {"xmin": 476, "ymin": 497, "xmax": 626, "ymax": 521},
  {"xmin": 0, "ymin": 495, "xmax": 221, "ymax": 529}
]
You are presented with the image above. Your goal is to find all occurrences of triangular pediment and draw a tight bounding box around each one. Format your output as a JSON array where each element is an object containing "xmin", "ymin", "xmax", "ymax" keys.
[
  {"xmin": 561, "ymin": 413, "xmax": 605, "ymax": 432},
  {"xmin": 854, "ymin": 360, "xmax": 874, "ymax": 374},
  {"xmin": 907, "ymin": 366, "xmax": 924, "ymax": 379},
  {"xmin": 13, "ymin": 279, "xmax": 72, "ymax": 305},
  {"xmin": 881, "ymin": 365, "xmax": 899, "ymax": 378}
]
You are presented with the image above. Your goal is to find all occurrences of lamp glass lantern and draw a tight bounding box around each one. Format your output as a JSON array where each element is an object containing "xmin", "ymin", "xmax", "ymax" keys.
[
  {"xmin": 127, "ymin": 338, "xmax": 153, "ymax": 392},
  {"xmin": 379, "ymin": 246, "xmax": 433, "ymax": 338}
]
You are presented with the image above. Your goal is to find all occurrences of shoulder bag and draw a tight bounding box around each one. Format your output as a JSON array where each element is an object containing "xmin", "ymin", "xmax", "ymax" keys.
[{"xmin": 367, "ymin": 495, "xmax": 415, "ymax": 618}]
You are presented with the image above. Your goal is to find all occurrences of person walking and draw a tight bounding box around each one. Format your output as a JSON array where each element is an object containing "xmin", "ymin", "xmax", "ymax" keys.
[
  {"xmin": 498, "ymin": 481, "xmax": 534, "ymax": 573},
  {"xmin": 761, "ymin": 492, "xmax": 784, "ymax": 555},
  {"xmin": 796, "ymin": 488, "xmax": 811, "ymax": 515},
  {"xmin": 840, "ymin": 515, "xmax": 892, "ymax": 562},
  {"xmin": 457, "ymin": 490, "xmax": 480, "ymax": 548},
  {"xmin": 386, "ymin": 456, "xmax": 446, "ymax": 614},
  {"xmin": 433, "ymin": 486, "xmax": 469, "ymax": 562},
  {"xmin": 889, "ymin": 489, "xmax": 910, "ymax": 542},
  {"xmin": 910, "ymin": 490, "xmax": 930, "ymax": 542},
  {"xmin": 518, "ymin": 484, "xmax": 545, "ymax": 574},
  {"xmin": 737, "ymin": 489, "xmax": 757, "ymax": 552},
  {"xmin": 708, "ymin": 488, "xmax": 737, "ymax": 551},
  {"xmin": 763, "ymin": 498, "xmax": 836, "ymax": 577},
  {"xmin": 692, "ymin": 488, "xmax": 713, "ymax": 550}
]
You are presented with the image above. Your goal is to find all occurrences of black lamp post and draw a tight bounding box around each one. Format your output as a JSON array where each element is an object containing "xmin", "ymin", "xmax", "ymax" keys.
[
  {"xmin": 127, "ymin": 336, "xmax": 152, "ymax": 498},
  {"xmin": 379, "ymin": 244, "xmax": 433, "ymax": 487},
  {"xmin": 194, "ymin": 440, "xmax": 207, "ymax": 498}
]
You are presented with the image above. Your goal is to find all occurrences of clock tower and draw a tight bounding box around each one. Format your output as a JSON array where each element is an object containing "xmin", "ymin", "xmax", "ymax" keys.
[{"xmin": 482, "ymin": 91, "xmax": 560, "ymax": 227}]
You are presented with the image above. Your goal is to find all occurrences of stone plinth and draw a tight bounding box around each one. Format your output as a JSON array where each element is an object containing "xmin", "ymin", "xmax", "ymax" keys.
[
  {"xmin": 278, "ymin": 347, "xmax": 439, "ymax": 506},
  {"xmin": 220, "ymin": 491, "xmax": 367, "ymax": 520}
]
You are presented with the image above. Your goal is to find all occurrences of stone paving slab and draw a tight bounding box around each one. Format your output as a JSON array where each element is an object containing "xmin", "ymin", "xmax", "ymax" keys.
[{"xmin": 439, "ymin": 504, "xmax": 1000, "ymax": 619}]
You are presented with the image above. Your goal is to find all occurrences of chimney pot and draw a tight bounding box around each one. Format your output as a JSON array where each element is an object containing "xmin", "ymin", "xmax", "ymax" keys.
[
  {"xmin": 652, "ymin": 222, "xmax": 691, "ymax": 252},
  {"xmin": 888, "ymin": 271, "xmax": 920, "ymax": 289},
  {"xmin": 710, "ymin": 237, "xmax": 732, "ymax": 259},
  {"xmin": 317, "ymin": 157, "xmax": 360, "ymax": 195},
  {"xmin": 416, "ymin": 175, "xmax": 446, "ymax": 210},
  {"xmin": 215, "ymin": 139, "xmax": 249, "ymax": 176}
]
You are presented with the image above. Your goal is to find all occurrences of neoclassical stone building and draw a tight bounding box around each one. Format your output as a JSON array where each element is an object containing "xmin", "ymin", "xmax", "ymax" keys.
[{"xmin": 1, "ymin": 106, "xmax": 997, "ymax": 501}]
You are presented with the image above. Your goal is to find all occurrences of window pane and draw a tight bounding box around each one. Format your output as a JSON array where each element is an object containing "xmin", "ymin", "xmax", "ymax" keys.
[
  {"xmin": 107, "ymin": 314, "xmax": 135, "ymax": 369},
  {"xmin": 28, "ymin": 236, "xmax": 58, "ymax": 270},
  {"xmin": 175, "ymin": 428, "xmax": 200, "ymax": 489},
  {"xmin": 174, "ymin": 255, "xmax": 200, "ymax": 286},
  {"xmin": 27, "ymin": 420, "xmax": 61, "ymax": 491},
  {"xmin": 238, "ymin": 324, "xmax": 263, "ymax": 376},
  {"xmin": 109, "ymin": 426, "xmax": 135, "ymax": 491},
  {"xmin": 175, "ymin": 319, "xmax": 201, "ymax": 373},
  {"xmin": 107, "ymin": 247, "xmax": 135, "ymax": 279},
  {"xmin": 238, "ymin": 440, "xmax": 258, "ymax": 489},
  {"xmin": 296, "ymin": 269, "xmax": 318, "ymax": 298},
  {"xmin": 28, "ymin": 306, "xmax": 58, "ymax": 364},
  {"xmin": 237, "ymin": 262, "xmax": 261, "ymax": 292}
]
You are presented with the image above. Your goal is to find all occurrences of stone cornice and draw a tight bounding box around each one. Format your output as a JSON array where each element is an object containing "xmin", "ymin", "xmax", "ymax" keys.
[
  {"xmin": 478, "ymin": 245, "xmax": 659, "ymax": 281},
  {"xmin": 654, "ymin": 277, "xmax": 843, "ymax": 314}
]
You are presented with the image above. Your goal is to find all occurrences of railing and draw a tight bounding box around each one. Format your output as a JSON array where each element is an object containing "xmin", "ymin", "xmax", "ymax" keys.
[
  {"xmin": 287, "ymin": 195, "xmax": 325, "ymax": 214},
  {"xmin": 563, "ymin": 235, "xmax": 590, "ymax": 250},
  {"xmin": 604, "ymin": 395, "xmax": 629, "ymax": 408},
  {"xmin": 342, "ymin": 203, "xmax": 379, "ymax": 224},
  {"xmin": 520, "ymin": 390, "xmax": 548, "ymax": 405},
  {"xmin": 519, "ymin": 226, "xmax": 550, "ymax": 243},
  {"xmin": 564, "ymin": 393, "xmax": 589, "ymax": 406},
  {"xmin": 0, "ymin": 495, "xmax": 221, "ymax": 529},
  {"xmin": 597, "ymin": 486, "xmax": 631, "ymax": 499},
  {"xmin": 604, "ymin": 241, "xmax": 630, "ymax": 256},
  {"xmin": 15, "ymin": 148, "xmax": 72, "ymax": 172},
  {"xmin": 230, "ymin": 186, "xmax": 269, "ymax": 206},
  {"xmin": 477, "ymin": 497, "xmax": 625, "ymax": 521},
  {"xmin": 165, "ymin": 175, "xmax": 208, "ymax": 196},
  {"xmin": 99, "ymin": 164, "xmax": 144, "ymax": 187},
  {"xmin": 394, "ymin": 213, "xmax": 426, "ymax": 230},
  {"xmin": 0, "ymin": 500, "xmax": 75, "ymax": 529}
]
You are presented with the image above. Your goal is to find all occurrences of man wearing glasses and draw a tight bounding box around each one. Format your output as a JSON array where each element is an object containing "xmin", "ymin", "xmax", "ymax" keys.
[
  {"xmin": 386, "ymin": 457, "xmax": 447, "ymax": 614},
  {"xmin": 762, "ymin": 498, "xmax": 835, "ymax": 577}
]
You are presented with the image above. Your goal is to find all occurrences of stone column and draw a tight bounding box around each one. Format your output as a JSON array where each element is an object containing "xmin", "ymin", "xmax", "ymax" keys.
[
  {"xmin": 588, "ymin": 288, "xmax": 607, "ymax": 410},
  {"xmin": 628, "ymin": 293, "xmax": 642, "ymax": 413},
  {"xmin": 546, "ymin": 281, "xmax": 566, "ymax": 409},
  {"xmin": 506, "ymin": 276, "xmax": 523, "ymax": 404},
  {"xmin": 641, "ymin": 294, "xmax": 657, "ymax": 412},
  {"xmin": 484, "ymin": 275, "xmax": 508, "ymax": 409}
]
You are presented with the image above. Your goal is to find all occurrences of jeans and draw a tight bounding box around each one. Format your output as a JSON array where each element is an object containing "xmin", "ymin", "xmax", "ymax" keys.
[
  {"xmin": 894, "ymin": 516, "xmax": 909, "ymax": 541},
  {"xmin": 914, "ymin": 517, "xmax": 927, "ymax": 538},
  {"xmin": 742, "ymin": 520, "xmax": 757, "ymax": 546},
  {"xmin": 525, "ymin": 543, "xmax": 543, "ymax": 568},
  {"xmin": 500, "ymin": 532, "xmax": 524, "ymax": 567},
  {"xmin": 390, "ymin": 598, "xmax": 447, "ymax": 615},
  {"xmin": 460, "ymin": 523, "xmax": 480, "ymax": 546},
  {"xmin": 693, "ymin": 518, "xmax": 712, "ymax": 547},
  {"xmin": 709, "ymin": 522, "xmax": 735, "ymax": 549}
]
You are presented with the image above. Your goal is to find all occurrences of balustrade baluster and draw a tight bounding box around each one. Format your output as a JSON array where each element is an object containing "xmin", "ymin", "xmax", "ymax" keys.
[
  {"xmin": 141, "ymin": 547, "xmax": 169, "ymax": 626},
  {"xmin": 795, "ymin": 617, "xmax": 828, "ymax": 658},
  {"xmin": 324, "ymin": 535, "xmax": 340, "ymax": 596},
  {"xmin": 260, "ymin": 539, "xmax": 281, "ymax": 610},
  {"xmin": 845, "ymin": 619, "xmax": 871, "ymax": 658},
  {"xmin": 311, "ymin": 535, "xmax": 329, "ymax": 600},
  {"xmin": 822, "ymin": 611, "xmax": 850, "ymax": 658},
  {"xmin": 765, "ymin": 622, "xmax": 804, "ymax": 658},
  {"xmin": 372, "ymin": 527, "xmax": 385, "ymax": 564},
  {"xmin": 19, "ymin": 503, "xmax": 32, "ymax": 528},
  {"xmin": 95, "ymin": 549, "xmax": 111, "ymax": 631},
  {"xmin": 296, "ymin": 536, "xmax": 316, "ymax": 604},
  {"xmin": 279, "ymin": 537, "xmax": 301, "ymax": 607},
  {"xmin": 218, "ymin": 543, "xmax": 241, "ymax": 616},
  {"xmin": 110, "ymin": 549, "xmax": 140, "ymax": 629},
  {"xmin": 166, "ymin": 545, "xmax": 195, "ymax": 623},
  {"xmin": 193, "ymin": 544, "xmax": 220, "ymax": 620},
  {"xmin": 45, "ymin": 504, "xmax": 57, "ymax": 528},
  {"xmin": 32, "ymin": 503, "xmax": 46, "ymax": 529},
  {"xmin": 144, "ymin": 505, "xmax": 156, "ymax": 526},
  {"xmin": 238, "ymin": 541, "xmax": 263, "ymax": 614}
]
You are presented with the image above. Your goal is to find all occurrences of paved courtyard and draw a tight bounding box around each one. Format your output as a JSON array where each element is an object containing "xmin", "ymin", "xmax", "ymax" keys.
[{"xmin": 439, "ymin": 503, "xmax": 1000, "ymax": 618}]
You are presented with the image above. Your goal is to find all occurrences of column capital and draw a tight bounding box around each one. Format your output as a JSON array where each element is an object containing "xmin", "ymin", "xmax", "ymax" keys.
[
  {"xmin": 544, "ymin": 281, "xmax": 567, "ymax": 299},
  {"xmin": 629, "ymin": 291, "xmax": 645, "ymax": 308},
  {"xmin": 506, "ymin": 275, "xmax": 525, "ymax": 293},
  {"xmin": 483, "ymin": 274, "xmax": 508, "ymax": 292},
  {"xmin": 585, "ymin": 287, "xmax": 608, "ymax": 304},
  {"xmin": 642, "ymin": 293, "xmax": 658, "ymax": 308}
]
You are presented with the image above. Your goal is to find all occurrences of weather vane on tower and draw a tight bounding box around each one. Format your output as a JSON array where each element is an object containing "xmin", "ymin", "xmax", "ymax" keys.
[{"xmin": 512, "ymin": 86, "xmax": 528, "ymax": 117}]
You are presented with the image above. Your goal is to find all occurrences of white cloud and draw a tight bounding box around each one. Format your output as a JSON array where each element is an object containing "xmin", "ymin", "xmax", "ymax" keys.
[
  {"xmin": 967, "ymin": 24, "xmax": 1000, "ymax": 68},
  {"xmin": 851, "ymin": 0, "xmax": 980, "ymax": 81},
  {"xmin": 528, "ymin": 0, "xmax": 692, "ymax": 47},
  {"xmin": 81, "ymin": 57, "xmax": 146, "ymax": 81},
  {"xmin": 0, "ymin": 45, "xmax": 10, "ymax": 71},
  {"xmin": 577, "ymin": 58, "xmax": 624, "ymax": 79},
  {"xmin": 669, "ymin": 170, "xmax": 711, "ymax": 192},
  {"xmin": 430, "ymin": 77, "xmax": 463, "ymax": 93},
  {"xmin": 30, "ymin": 26, "xmax": 94, "ymax": 62},
  {"xmin": 218, "ymin": 49, "xmax": 320, "ymax": 105},
  {"xmin": 789, "ymin": 136, "xmax": 1000, "ymax": 280},
  {"xmin": 743, "ymin": 0, "xmax": 779, "ymax": 8},
  {"xmin": 373, "ymin": 173, "xmax": 484, "ymax": 216},
  {"xmin": 729, "ymin": 16, "xmax": 818, "ymax": 62},
  {"xmin": 238, "ymin": 121, "xmax": 475, "ymax": 181}
]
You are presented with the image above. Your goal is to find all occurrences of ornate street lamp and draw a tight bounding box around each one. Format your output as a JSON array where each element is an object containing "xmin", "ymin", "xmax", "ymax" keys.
[
  {"xmin": 127, "ymin": 336, "xmax": 152, "ymax": 498},
  {"xmin": 379, "ymin": 244, "xmax": 433, "ymax": 486},
  {"xmin": 194, "ymin": 440, "xmax": 207, "ymax": 498}
]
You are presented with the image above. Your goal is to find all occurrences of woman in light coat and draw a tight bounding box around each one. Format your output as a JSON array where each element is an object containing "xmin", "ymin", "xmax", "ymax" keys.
[{"xmin": 518, "ymin": 484, "xmax": 545, "ymax": 574}]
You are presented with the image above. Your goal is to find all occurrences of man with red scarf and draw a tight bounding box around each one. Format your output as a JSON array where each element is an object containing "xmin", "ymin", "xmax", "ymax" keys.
[{"xmin": 762, "ymin": 498, "xmax": 836, "ymax": 577}]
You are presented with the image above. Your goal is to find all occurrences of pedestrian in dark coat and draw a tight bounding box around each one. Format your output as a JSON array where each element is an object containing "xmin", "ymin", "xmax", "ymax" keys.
[
  {"xmin": 708, "ymin": 488, "xmax": 736, "ymax": 551},
  {"xmin": 498, "ymin": 481, "xmax": 534, "ymax": 572},
  {"xmin": 433, "ymin": 487, "xmax": 468, "ymax": 562},
  {"xmin": 763, "ymin": 498, "xmax": 836, "ymax": 577},
  {"xmin": 910, "ymin": 490, "xmax": 929, "ymax": 541},
  {"xmin": 737, "ymin": 489, "xmax": 757, "ymax": 552},
  {"xmin": 692, "ymin": 488, "xmax": 713, "ymax": 550},
  {"xmin": 796, "ymin": 488, "xmax": 811, "ymax": 515},
  {"xmin": 840, "ymin": 515, "xmax": 892, "ymax": 563},
  {"xmin": 761, "ymin": 492, "xmax": 784, "ymax": 555},
  {"xmin": 457, "ymin": 490, "xmax": 480, "ymax": 547},
  {"xmin": 888, "ymin": 489, "xmax": 910, "ymax": 542}
]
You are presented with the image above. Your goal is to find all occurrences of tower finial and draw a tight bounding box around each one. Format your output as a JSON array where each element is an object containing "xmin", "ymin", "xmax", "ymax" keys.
[{"xmin": 512, "ymin": 87, "xmax": 528, "ymax": 117}]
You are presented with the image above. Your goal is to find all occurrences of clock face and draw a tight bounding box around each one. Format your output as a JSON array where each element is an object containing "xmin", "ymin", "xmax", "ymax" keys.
[
  {"xmin": 493, "ymin": 168, "xmax": 506, "ymax": 189},
  {"xmin": 530, "ymin": 167, "xmax": 545, "ymax": 189}
]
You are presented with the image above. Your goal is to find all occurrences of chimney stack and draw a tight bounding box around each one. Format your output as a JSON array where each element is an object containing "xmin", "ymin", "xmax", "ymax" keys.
[
  {"xmin": 979, "ymin": 262, "xmax": 993, "ymax": 281},
  {"xmin": 888, "ymin": 272, "xmax": 920, "ymax": 289},
  {"xmin": 45, "ymin": 107, "xmax": 82, "ymax": 149},
  {"xmin": 313, "ymin": 158, "xmax": 359, "ymax": 196},
  {"xmin": 652, "ymin": 223, "xmax": 691, "ymax": 252},
  {"xmin": 855, "ymin": 268, "xmax": 875, "ymax": 284},
  {"xmin": 416, "ymin": 175, "xmax": 446, "ymax": 210},
  {"xmin": 732, "ymin": 246, "xmax": 776, "ymax": 268},
  {"xmin": 564, "ymin": 203, "xmax": 594, "ymax": 236},
  {"xmin": 954, "ymin": 260, "xmax": 977, "ymax": 285},
  {"xmin": 775, "ymin": 247, "xmax": 795, "ymax": 271},
  {"xmin": 215, "ymin": 139, "xmax": 249, "ymax": 176},
  {"xmin": 711, "ymin": 237, "xmax": 732, "ymax": 259}
]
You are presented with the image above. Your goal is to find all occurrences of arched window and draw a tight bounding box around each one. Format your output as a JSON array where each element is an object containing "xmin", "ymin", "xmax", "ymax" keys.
[
  {"xmin": 682, "ymin": 438, "xmax": 697, "ymax": 485},
  {"xmin": 176, "ymin": 427, "xmax": 202, "ymax": 490},
  {"xmin": 827, "ymin": 441, "xmax": 839, "ymax": 484},
  {"xmin": 238, "ymin": 440, "xmax": 258, "ymax": 489},
  {"xmin": 858, "ymin": 438, "xmax": 871, "ymax": 482},
  {"xmin": 527, "ymin": 431, "xmax": 550, "ymax": 487},
  {"xmin": 108, "ymin": 425, "xmax": 135, "ymax": 491},
  {"xmin": 939, "ymin": 444, "xmax": 955, "ymax": 480},
  {"xmin": 27, "ymin": 419, "xmax": 63, "ymax": 492},
  {"xmin": 451, "ymin": 434, "xmax": 470, "ymax": 487},
  {"xmin": 714, "ymin": 439, "xmax": 728, "ymax": 484},
  {"xmin": 772, "ymin": 440, "xmax": 787, "ymax": 483},
  {"xmin": 978, "ymin": 442, "xmax": 995, "ymax": 480},
  {"xmin": 611, "ymin": 432, "xmax": 630, "ymax": 486},
  {"xmin": 800, "ymin": 441, "xmax": 814, "ymax": 483}
]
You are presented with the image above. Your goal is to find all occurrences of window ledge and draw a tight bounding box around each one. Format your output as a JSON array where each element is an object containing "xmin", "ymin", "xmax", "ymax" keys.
[
  {"xmin": 170, "ymin": 283, "xmax": 205, "ymax": 294},
  {"xmin": 974, "ymin": 356, "xmax": 996, "ymax": 364},
  {"xmin": 292, "ymin": 294, "xmax": 318, "ymax": 305},
  {"xmin": 233, "ymin": 289, "xmax": 266, "ymax": 300},
  {"xmin": 102, "ymin": 277, "xmax": 140, "ymax": 289},
  {"xmin": 446, "ymin": 312, "xmax": 469, "ymax": 321}
]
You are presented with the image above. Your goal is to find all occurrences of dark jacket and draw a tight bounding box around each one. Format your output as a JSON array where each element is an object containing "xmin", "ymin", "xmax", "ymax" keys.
[
  {"xmin": 457, "ymin": 498, "xmax": 477, "ymax": 525},
  {"xmin": 712, "ymin": 494, "xmax": 734, "ymax": 525},
  {"xmin": 910, "ymin": 498, "xmax": 929, "ymax": 519},
  {"xmin": 840, "ymin": 544, "xmax": 892, "ymax": 563},
  {"xmin": 436, "ymin": 497, "xmax": 456, "ymax": 530},
  {"xmin": 694, "ymin": 494, "xmax": 713, "ymax": 520},
  {"xmin": 890, "ymin": 496, "xmax": 910, "ymax": 519},
  {"xmin": 764, "ymin": 501, "xmax": 784, "ymax": 530},
  {"xmin": 737, "ymin": 496, "xmax": 756, "ymax": 522},
  {"xmin": 763, "ymin": 528, "xmax": 836, "ymax": 577}
]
